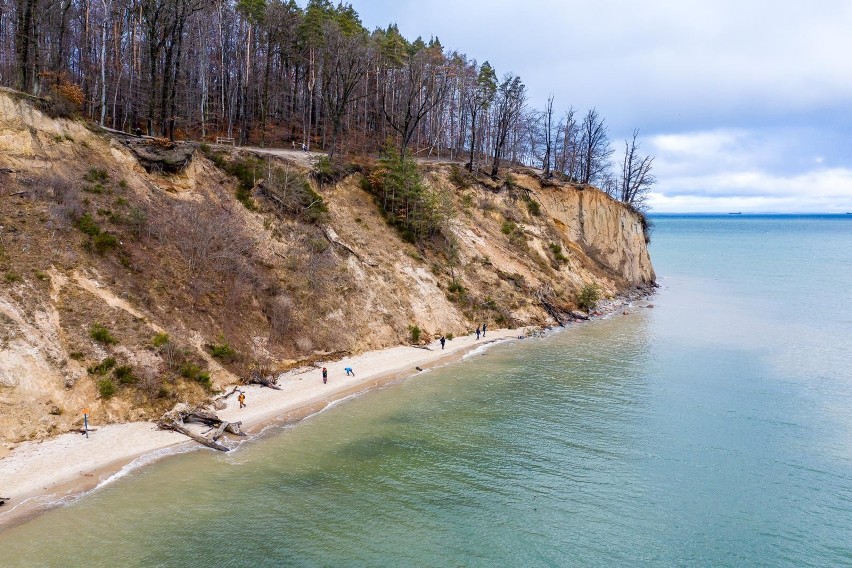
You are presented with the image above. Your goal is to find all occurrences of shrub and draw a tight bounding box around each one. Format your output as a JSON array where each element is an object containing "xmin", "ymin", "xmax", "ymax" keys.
[
  {"xmin": 448, "ymin": 281, "xmax": 465, "ymax": 295},
  {"xmin": 524, "ymin": 195, "xmax": 541, "ymax": 216},
  {"xmin": 84, "ymin": 168, "xmax": 109, "ymax": 183},
  {"xmin": 576, "ymin": 284, "xmax": 601, "ymax": 311},
  {"xmin": 261, "ymin": 167, "xmax": 328, "ymax": 224},
  {"xmin": 113, "ymin": 365, "xmax": 136, "ymax": 385},
  {"xmin": 408, "ymin": 325, "xmax": 422, "ymax": 343},
  {"xmin": 180, "ymin": 363, "xmax": 212, "ymax": 389},
  {"xmin": 151, "ymin": 332, "xmax": 170, "ymax": 348},
  {"xmin": 501, "ymin": 220, "xmax": 517, "ymax": 235},
  {"xmin": 312, "ymin": 155, "xmax": 353, "ymax": 185},
  {"xmin": 549, "ymin": 243, "xmax": 568, "ymax": 263},
  {"xmin": 74, "ymin": 212, "xmax": 101, "ymax": 236},
  {"xmin": 91, "ymin": 232, "xmax": 119, "ymax": 254},
  {"xmin": 446, "ymin": 333, "xmax": 454, "ymax": 340},
  {"xmin": 208, "ymin": 342, "xmax": 237, "ymax": 362},
  {"xmin": 89, "ymin": 323, "xmax": 117, "ymax": 345},
  {"xmin": 449, "ymin": 164, "xmax": 473, "ymax": 189},
  {"xmin": 98, "ymin": 378, "xmax": 116, "ymax": 399},
  {"xmin": 202, "ymin": 149, "xmax": 259, "ymax": 210},
  {"xmin": 4, "ymin": 272, "xmax": 21, "ymax": 283},
  {"xmin": 88, "ymin": 357, "xmax": 117, "ymax": 375},
  {"xmin": 37, "ymin": 71, "xmax": 84, "ymax": 118}
]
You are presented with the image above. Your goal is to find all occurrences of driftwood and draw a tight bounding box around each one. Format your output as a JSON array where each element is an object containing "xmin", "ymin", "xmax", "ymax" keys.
[
  {"xmin": 157, "ymin": 404, "xmax": 245, "ymax": 451},
  {"xmin": 158, "ymin": 420, "xmax": 230, "ymax": 451},
  {"xmin": 0, "ymin": 497, "xmax": 9, "ymax": 506},
  {"xmin": 217, "ymin": 385, "xmax": 242, "ymax": 400},
  {"xmin": 248, "ymin": 371, "xmax": 281, "ymax": 390},
  {"xmin": 536, "ymin": 285, "xmax": 578, "ymax": 327}
]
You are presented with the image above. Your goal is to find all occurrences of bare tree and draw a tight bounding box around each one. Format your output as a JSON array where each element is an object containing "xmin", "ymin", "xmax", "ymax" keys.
[
  {"xmin": 618, "ymin": 129, "xmax": 656, "ymax": 208},
  {"xmin": 382, "ymin": 49, "xmax": 450, "ymax": 156},
  {"xmin": 464, "ymin": 60, "xmax": 496, "ymax": 171},
  {"xmin": 320, "ymin": 21, "xmax": 368, "ymax": 158},
  {"xmin": 540, "ymin": 94, "xmax": 555, "ymax": 178},
  {"xmin": 490, "ymin": 73, "xmax": 525, "ymax": 177},
  {"xmin": 578, "ymin": 107, "xmax": 613, "ymax": 186}
]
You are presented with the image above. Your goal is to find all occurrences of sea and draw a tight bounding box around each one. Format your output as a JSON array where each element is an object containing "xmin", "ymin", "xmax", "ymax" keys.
[{"xmin": 1, "ymin": 214, "xmax": 850, "ymax": 567}]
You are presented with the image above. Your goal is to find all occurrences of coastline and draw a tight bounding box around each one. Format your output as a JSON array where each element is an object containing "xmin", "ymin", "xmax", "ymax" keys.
[
  {"xmin": 0, "ymin": 287, "xmax": 653, "ymax": 532},
  {"xmin": 0, "ymin": 328, "xmax": 525, "ymax": 531}
]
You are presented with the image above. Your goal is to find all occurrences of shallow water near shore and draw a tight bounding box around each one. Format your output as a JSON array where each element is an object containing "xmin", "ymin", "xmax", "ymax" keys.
[{"xmin": 2, "ymin": 214, "xmax": 851, "ymax": 566}]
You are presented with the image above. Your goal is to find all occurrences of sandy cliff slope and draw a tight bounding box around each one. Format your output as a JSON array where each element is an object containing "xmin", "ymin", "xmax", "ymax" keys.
[{"xmin": 0, "ymin": 88, "xmax": 654, "ymax": 451}]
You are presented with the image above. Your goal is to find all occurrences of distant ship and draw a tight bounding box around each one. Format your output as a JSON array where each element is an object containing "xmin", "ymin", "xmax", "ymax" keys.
[{"xmin": 728, "ymin": 212, "xmax": 742, "ymax": 215}]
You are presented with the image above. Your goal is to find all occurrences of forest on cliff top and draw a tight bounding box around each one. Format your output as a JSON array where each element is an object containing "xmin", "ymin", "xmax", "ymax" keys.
[{"xmin": 1, "ymin": 0, "xmax": 655, "ymax": 205}]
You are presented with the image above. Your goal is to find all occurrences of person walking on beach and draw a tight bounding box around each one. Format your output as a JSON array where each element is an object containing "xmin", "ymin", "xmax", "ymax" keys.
[
  {"xmin": 345, "ymin": 367, "xmax": 354, "ymax": 376},
  {"xmin": 440, "ymin": 336, "xmax": 446, "ymax": 350},
  {"xmin": 476, "ymin": 326, "xmax": 481, "ymax": 340},
  {"xmin": 482, "ymin": 323, "xmax": 487, "ymax": 337},
  {"xmin": 322, "ymin": 367, "xmax": 328, "ymax": 384},
  {"xmin": 238, "ymin": 391, "xmax": 246, "ymax": 408}
]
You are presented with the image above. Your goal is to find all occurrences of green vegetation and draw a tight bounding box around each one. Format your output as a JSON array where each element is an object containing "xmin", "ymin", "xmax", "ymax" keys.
[
  {"xmin": 113, "ymin": 365, "xmax": 136, "ymax": 385},
  {"xmin": 91, "ymin": 232, "xmax": 119, "ymax": 254},
  {"xmin": 180, "ymin": 362, "xmax": 212, "ymax": 389},
  {"xmin": 408, "ymin": 325, "xmax": 422, "ymax": 343},
  {"xmin": 74, "ymin": 212, "xmax": 119, "ymax": 254},
  {"xmin": 362, "ymin": 144, "xmax": 452, "ymax": 244},
  {"xmin": 84, "ymin": 168, "xmax": 109, "ymax": 184},
  {"xmin": 151, "ymin": 332, "xmax": 170, "ymax": 348},
  {"xmin": 523, "ymin": 195, "xmax": 541, "ymax": 216},
  {"xmin": 208, "ymin": 342, "xmax": 237, "ymax": 362},
  {"xmin": 97, "ymin": 378, "xmax": 116, "ymax": 399},
  {"xmin": 202, "ymin": 149, "xmax": 259, "ymax": 210},
  {"xmin": 83, "ymin": 183, "xmax": 105, "ymax": 194},
  {"xmin": 312, "ymin": 155, "xmax": 353, "ymax": 186},
  {"xmin": 4, "ymin": 272, "xmax": 21, "ymax": 283},
  {"xmin": 74, "ymin": 212, "xmax": 101, "ymax": 236},
  {"xmin": 549, "ymin": 243, "xmax": 568, "ymax": 264},
  {"xmin": 87, "ymin": 357, "xmax": 116, "ymax": 375},
  {"xmin": 263, "ymin": 167, "xmax": 328, "ymax": 224},
  {"xmin": 501, "ymin": 220, "xmax": 516, "ymax": 235},
  {"xmin": 89, "ymin": 323, "xmax": 117, "ymax": 345},
  {"xmin": 576, "ymin": 284, "xmax": 601, "ymax": 311}
]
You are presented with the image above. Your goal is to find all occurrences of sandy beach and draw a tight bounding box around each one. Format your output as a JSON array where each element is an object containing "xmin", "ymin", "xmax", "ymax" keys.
[{"xmin": 0, "ymin": 329, "xmax": 523, "ymax": 530}]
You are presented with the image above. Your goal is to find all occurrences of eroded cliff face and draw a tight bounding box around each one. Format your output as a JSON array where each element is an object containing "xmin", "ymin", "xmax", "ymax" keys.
[{"xmin": 0, "ymin": 90, "xmax": 654, "ymax": 450}]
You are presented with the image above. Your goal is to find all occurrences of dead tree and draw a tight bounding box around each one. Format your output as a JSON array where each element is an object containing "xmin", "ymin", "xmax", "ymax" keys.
[
  {"xmin": 157, "ymin": 404, "xmax": 245, "ymax": 451},
  {"xmin": 248, "ymin": 370, "xmax": 281, "ymax": 390}
]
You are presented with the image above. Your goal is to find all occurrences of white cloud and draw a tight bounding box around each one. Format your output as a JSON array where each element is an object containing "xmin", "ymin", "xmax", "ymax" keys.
[
  {"xmin": 307, "ymin": 1, "xmax": 852, "ymax": 211},
  {"xmin": 649, "ymin": 166, "xmax": 852, "ymax": 212}
]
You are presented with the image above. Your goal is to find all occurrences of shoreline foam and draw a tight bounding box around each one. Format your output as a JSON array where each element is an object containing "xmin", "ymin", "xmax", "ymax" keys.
[
  {"xmin": 0, "ymin": 329, "xmax": 523, "ymax": 531},
  {"xmin": 0, "ymin": 289, "xmax": 654, "ymax": 532}
]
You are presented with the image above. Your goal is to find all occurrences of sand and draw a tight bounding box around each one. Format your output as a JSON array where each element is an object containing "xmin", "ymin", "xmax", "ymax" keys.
[{"xmin": 0, "ymin": 329, "xmax": 522, "ymax": 530}]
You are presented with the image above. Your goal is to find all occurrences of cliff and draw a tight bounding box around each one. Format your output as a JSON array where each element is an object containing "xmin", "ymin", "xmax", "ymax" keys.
[{"xmin": 0, "ymin": 89, "xmax": 654, "ymax": 453}]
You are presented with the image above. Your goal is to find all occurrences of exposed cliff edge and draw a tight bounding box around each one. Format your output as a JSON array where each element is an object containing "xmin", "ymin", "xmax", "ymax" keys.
[{"xmin": 0, "ymin": 89, "xmax": 654, "ymax": 452}]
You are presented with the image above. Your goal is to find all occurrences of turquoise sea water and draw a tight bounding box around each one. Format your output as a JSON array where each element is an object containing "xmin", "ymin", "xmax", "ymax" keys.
[{"xmin": 2, "ymin": 214, "xmax": 851, "ymax": 567}]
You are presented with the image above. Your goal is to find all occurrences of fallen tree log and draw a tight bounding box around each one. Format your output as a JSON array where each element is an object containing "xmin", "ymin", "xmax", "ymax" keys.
[
  {"xmin": 535, "ymin": 285, "xmax": 568, "ymax": 327},
  {"xmin": 217, "ymin": 386, "xmax": 241, "ymax": 400},
  {"xmin": 157, "ymin": 404, "xmax": 245, "ymax": 450},
  {"xmin": 157, "ymin": 419, "xmax": 230, "ymax": 452},
  {"xmin": 249, "ymin": 371, "xmax": 281, "ymax": 390},
  {"xmin": 0, "ymin": 497, "xmax": 9, "ymax": 506}
]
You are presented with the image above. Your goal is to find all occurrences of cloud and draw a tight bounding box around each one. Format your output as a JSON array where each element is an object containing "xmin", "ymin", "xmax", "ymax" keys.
[
  {"xmin": 640, "ymin": 127, "xmax": 852, "ymax": 211},
  {"xmin": 304, "ymin": 0, "xmax": 852, "ymax": 211}
]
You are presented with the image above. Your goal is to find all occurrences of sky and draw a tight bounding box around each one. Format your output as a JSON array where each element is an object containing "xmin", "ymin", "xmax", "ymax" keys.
[{"xmin": 302, "ymin": 0, "xmax": 852, "ymax": 212}]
